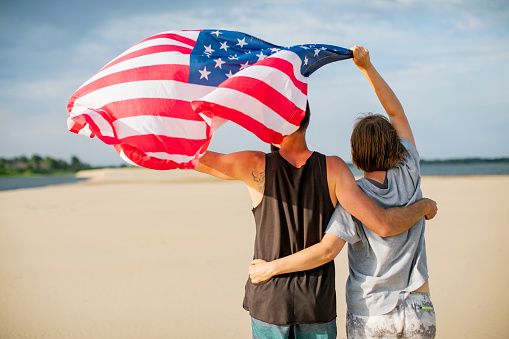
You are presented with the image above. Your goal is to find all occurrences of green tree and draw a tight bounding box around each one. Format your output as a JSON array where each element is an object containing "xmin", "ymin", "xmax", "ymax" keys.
[
  {"xmin": 29, "ymin": 154, "xmax": 43, "ymax": 172},
  {"xmin": 70, "ymin": 155, "xmax": 81, "ymax": 171},
  {"xmin": 43, "ymin": 156, "xmax": 58, "ymax": 171}
]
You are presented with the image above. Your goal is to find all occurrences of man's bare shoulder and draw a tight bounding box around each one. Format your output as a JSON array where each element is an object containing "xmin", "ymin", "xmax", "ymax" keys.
[
  {"xmin": 229, "ymin": 150, "xmax": 266, "ymax": 168},
  {"xmin": 326, "ymin": 155, "xmax": 356, "ymax": 183},
  {"xmin": 326, "ymin": 155, "xmax": 349, "ymax": 171},
  {"xmin": 244, "ymin": 150, "xmax": 266, "ymax": 162}
]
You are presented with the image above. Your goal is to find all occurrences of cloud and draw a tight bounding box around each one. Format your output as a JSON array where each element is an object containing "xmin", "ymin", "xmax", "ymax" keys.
[{"xmin": 1, "ymin": 0, "xmax": 508, "ymax": 164}]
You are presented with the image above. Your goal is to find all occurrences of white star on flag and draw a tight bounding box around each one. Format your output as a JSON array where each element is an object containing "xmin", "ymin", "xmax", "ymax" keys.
[
  {"xmin": 204, "ymin": 45, "xmax": 214, "ymax": 54},
  {"xmin": 198, "ymin": 66, "xmax": 211, "ymax": 80},
  {"xmin": 236, "ymin": 37, "xmax": 247, "ymax": 48},
  {"xmin": 314, "ymin": 49, "xmax": 320, "ymax": 56},
  {"xmin": 256, "ymin": 52, "xmax": 267, "ymax": 61},
  {"xmin": 225, "ymin": 69, "xmax": 234, "ymax": 78},
  {"xmin": 239, "ymin": 61, "xmax": 250, "ymax": 71},
  {"xmin": 304, "ymin": 56, "xmax": 308, "ymax": 65},
  {"xmin": 228, "ymin": 54, "xmax": 238, "ymax": 60},
  {"xmin": 214, "ymin": 58, "xmax": 226, "ymax": 69},
  {"xmin": 220, "ymin": 41, "xmax": 229, "ymax": 51},
  {"xmin": 211, "ymin": 30, "xmax": 221, "ymax": 37}
]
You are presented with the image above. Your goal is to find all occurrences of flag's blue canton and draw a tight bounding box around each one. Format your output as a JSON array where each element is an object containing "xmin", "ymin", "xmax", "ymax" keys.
[{"xmin": 188, "ymin": 30, "xmax": 353, "ymax": 87}]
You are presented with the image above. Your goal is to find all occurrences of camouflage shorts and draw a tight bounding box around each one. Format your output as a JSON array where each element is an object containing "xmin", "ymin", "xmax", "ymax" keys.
[{"xmin": 346, "ymin": 292, "xmax": 436, "ymax": 339}]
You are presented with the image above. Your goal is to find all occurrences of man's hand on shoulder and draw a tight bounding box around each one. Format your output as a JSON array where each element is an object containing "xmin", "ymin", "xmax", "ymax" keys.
[{"xmin": 422, "ymin": 198, "xmax": 438, "ymax": 220}]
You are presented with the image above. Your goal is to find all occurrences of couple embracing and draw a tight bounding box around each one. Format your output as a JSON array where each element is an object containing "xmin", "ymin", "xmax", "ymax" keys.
[{"xmin": 196, "ymin": 46, "xmax": 437, "ymax": 339}]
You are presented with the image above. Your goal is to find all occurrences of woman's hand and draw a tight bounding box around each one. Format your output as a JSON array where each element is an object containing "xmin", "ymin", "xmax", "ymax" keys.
[
  {"xmin": 249, "ymin": 259, "xmax": 275, "ymax": 284},
  {"xmin": 351, "ymin": 45, "xmax": 373, "ymax": 71}
]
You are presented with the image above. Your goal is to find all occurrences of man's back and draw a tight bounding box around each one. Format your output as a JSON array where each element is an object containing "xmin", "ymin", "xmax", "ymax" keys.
[{"xmin": 244, "ymin": 151, "xmax": 336, "ymax": 324}]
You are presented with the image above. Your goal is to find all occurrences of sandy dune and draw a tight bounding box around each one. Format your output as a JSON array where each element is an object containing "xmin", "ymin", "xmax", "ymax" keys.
[{"xmin": 0, "ymin": 168, "xmax": 507, "ymax": 338}]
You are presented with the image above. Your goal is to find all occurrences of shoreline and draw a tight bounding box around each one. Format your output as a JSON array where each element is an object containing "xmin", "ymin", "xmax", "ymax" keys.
[{"xmin": 1, "ymin": 167, "xmax": 508, "ymax": 193}]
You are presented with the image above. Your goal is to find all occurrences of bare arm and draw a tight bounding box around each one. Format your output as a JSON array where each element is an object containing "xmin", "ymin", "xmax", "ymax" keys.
[
  {"xmin": 329, "ymin": 156, "xmax": 437, "ymax": 237},
  {"xmin": 195, "ymin": 150, "xmax": 264, "ymax": 184},
  {"xmin": 248, "ymin": 234, "xmax": 346, "ymax": 283},
  {"xmin": 195, "ymin": 150, "xmax": 266, "ymax": 206},
  {"xmin": 352, "ymin": 45, "xmax": 415, "ymax": 146},
  {"xmin": 248, "ymin": 158, "xmax": 437, "ymax": 283}
]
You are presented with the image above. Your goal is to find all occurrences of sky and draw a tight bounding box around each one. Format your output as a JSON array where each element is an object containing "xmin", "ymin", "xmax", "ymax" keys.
[{"xmin": 1, "ymin": 0, "xmax": 508, "ymax": 166}]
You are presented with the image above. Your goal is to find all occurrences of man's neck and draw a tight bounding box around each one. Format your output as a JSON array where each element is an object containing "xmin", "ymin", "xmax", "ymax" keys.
[{"xmin": 278, "ymin": 131, "xmax": 313, "ymax": 168}]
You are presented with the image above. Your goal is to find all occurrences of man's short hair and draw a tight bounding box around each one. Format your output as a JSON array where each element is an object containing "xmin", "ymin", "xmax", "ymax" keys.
[
  {"xmin": 350, "ymin": 113, "xmax": 406, "ymax": 172},
  {"xmin": 271, "ymin": 102, "xmax": 310, "ymax": 152},
  {"xmin": 297, "ymin": 101, "xmax": 311, "ymax": 132}
]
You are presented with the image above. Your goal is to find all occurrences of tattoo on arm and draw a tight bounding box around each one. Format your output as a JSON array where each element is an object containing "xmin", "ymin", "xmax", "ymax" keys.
[{"xmin": 251, "ymin": 167, "xmax": 265, "ymax": 194}]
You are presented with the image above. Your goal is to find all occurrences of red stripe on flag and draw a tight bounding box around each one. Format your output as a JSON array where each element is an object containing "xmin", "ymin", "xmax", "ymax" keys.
[
  {"xmin": 100, "ymin": 44, "xmax": 192, "ymax": 72},
  {"xmin": 69, "ymin": 64, "xmax": 190, "ymax": 106},
  {"xmin": 220, "ymin": 75, "xmax": 304, "ymax": 126},
  {"xmin": 101, "ymin": 99, "xmax": 200, "ymax": 120},
  {"xmin": 137, "ymin": 32, "xmax": 199, "ymax": 48},
  {"xmin": 254, "ymin": 58, "xmax": 308, "ymax": 95},
  {"xmin": 69, "ymin": 112, "xmax": 120, "ymax": 145},
  {"xmin": 116, "ymin": 144, "xmax": 199, "ymax": 170},
  {"xmin": 119, "ymin": 134, "xmax": 208, "ymax": 157},
  {"xmin": 70, "ymin": 110, "xmax": 209, "ymax": 158},
  {"xmin": 195, "ymin": 103, "xmax": 286, "ymax": 145}
]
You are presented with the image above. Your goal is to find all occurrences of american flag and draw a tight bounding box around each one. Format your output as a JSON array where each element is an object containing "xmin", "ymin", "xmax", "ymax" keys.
[{"xmin": 67, "ymin": 29, "xmax": 352, "ymax": 170}]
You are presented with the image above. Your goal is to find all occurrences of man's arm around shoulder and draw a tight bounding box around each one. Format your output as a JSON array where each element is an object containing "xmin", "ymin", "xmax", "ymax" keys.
[{"xmin": 327, "ymin": 156, "xmax": 437, "ymax": 237}]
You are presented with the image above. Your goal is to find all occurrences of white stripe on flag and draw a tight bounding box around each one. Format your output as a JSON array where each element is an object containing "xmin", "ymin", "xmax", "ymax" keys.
[
  {"xmin": 234, "ymin": 64, "xmax": 308, "ymax": 108},
  {"xmin": 119, "ymin": 149, "xmax": 140, "ymax": 167},
  {"xmin": 70, "ymin": 107, "xmax": 116, "ymax": 138},
  {"xmin": 113, "ymin": 115, "xmax": 209, "ymax": 140},
  {"xmin": 67, "ymin": 118, "xmax": 93, "ymax": 137},
  {"xmin": 269, "ymin": 50, "xmax": 309, "ymax": 84},
  {"xmin": 198, "ymin": 87, "xmax": 300, "ymax": 134},
  {"xmin": 144, "ymin": 152, "xmax": 197, "ymax": 163},
  {"xmin": 155, "ymin": 30, "xmax": 201, "ymax": 42},
  {"xmin": 72, "ymin": 80, "xmax": 215, "ymax": 112},
  {"xmin": 80, "ymin": 52, "xmax": 191, "ymax": 89},
  {"xmin": 110, "ymin": 30, "xmax": 200, "ymax": 63},
  {"xmin": 110, "ymin": 38, "xmax": 194, "ymax": 63}
]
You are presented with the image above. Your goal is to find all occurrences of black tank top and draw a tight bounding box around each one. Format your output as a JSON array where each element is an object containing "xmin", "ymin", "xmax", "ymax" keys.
[{"xmin": 243, "ymin": 151, "xmax": 336, "ymax": 325}]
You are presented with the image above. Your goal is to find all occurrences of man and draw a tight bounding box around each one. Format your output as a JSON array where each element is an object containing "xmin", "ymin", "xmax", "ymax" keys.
[
  {"xmin": 195, "ymin": 47, "xmax": 437, "ymax": 339},
  {"xmin": 248, "ymin": 46, "xmax": 436, "ymax": 338}
]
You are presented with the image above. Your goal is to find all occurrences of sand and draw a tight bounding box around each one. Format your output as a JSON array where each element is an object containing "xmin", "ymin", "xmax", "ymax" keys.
[{"xmin": 0, "ymin": 168, "xmax": 508, "ymax": 338}]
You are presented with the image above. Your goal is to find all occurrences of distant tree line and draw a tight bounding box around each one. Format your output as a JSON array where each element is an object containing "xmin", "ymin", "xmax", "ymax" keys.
[{"xmin": 0, "ymin": 155, "xmax": 92, "ymax": 176}]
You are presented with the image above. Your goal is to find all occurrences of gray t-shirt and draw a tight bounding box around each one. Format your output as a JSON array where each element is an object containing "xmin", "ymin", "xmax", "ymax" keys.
[{"xmin": 326, "ymin": 137, "xmax": 428, "ymax": 316}]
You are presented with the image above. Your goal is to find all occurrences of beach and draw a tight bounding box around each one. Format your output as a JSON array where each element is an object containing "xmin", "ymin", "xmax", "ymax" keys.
[{"xmin": 0, "ymin": 168, "xmax": 508, "ymax": 338}]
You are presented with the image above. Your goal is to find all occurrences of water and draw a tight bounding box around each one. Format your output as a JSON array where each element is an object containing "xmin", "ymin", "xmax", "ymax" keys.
[
  {"xmin": 348, "ymin": 162, "xmax": 509, "ymax": 177},
  {"xmin": 420, "ymin": 162, "xmax": 509, "ymax": 176},
  {"xmin": 0, "ymin": 175, "xmax": 88, "ymax": 191},
  {"xmin": 1, "ymin": 163, "xmax": 508, "ymax": 192}
]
